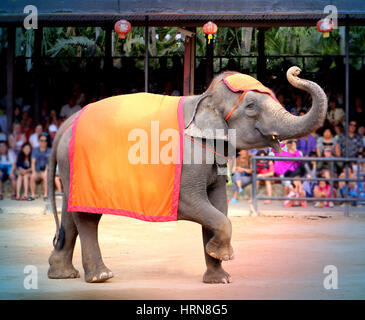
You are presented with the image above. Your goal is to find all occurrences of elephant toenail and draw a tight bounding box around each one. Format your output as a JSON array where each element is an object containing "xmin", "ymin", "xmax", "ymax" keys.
[
  {"xmin": 223, "ymin": 255, "xmax": 229, "ymax": 261},
  {"xmin": 100, "ymin": 272, "xmax": 108, "ymax": 279},
  {"xmin": 222, "ymin": 278, "xmax": 227, "ymax": 284}
]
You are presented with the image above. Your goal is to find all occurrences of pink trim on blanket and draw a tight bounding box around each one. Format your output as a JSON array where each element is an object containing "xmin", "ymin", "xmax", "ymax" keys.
[
  {"xmin": 170, "ymin": 96, "xmax": 185, "ymax": 220},
  {"xmin": 67, "ymin": 97, "xmax": 185, "ymax": 222},
  {"xmin": 68, "ymin": 107, "xmax": 87, "ymax": 213}
]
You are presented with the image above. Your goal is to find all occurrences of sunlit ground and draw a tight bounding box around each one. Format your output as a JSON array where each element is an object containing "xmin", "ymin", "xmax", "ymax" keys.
[{"xmin": 0, "ymin": 210, "xmax": 365, "ymax": 300}]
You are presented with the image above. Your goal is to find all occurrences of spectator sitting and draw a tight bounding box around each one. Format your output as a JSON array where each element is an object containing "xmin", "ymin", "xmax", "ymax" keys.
[
  {"xmin": 302, "ymin": 153, "xmax": 318, "ymax": 198},
  {"xmin": 296, "ymin": 131, "xmax": 317, "ymax": 156},
  {"xmin": 317, "ymin": 147, "xmax": 343, "ymax": 177},
  {"xmin": 350, "ymin": 97, "xmax": 365, "ymax": 128},
  {"xmin": 290, "ymin": 95, "xmax": 308, "ymax": 116},
  {"xmin": 0, "ymin": 125, "xmax": 7, "ymax": 142},
  {"xmin": 8, "ymin": 123, "xmax": 26, "ymax": 155},
  {"xmin": 316, "ymin": 127, "xmax": 340, "ymax": 157},
  {"xmin": 338, "ymin": 120, "xmax": 364, "ymax": 158},
  {"xmin": 250, "ymin": 150, "xmax": 274, "ymax": 205},
  {"xmin": 338, "ymin": 166, "xmax": 362, "ymax": 206},
  {"xmin": 29, "ymin": 124, "xmax": 43, "ymax": 149},
  {"xmin": 327, "ymin": 98, "xmax": 345, "ymax": 127},
  {"xmin": 60, "ymin": 95, "xmax": 81, "ymax": 120},
  {"xmin": 0, "ymin": 141, "xmax": 17, "ymax": 200},
  {"xmin": 29, "ymin": 133, "xmax": 51, "ymax": 201},
  {"xmin": 48, "ymin": 124, "xmax": 58, "ymax": 146},
  {"xmin": 230, "ymin": 150, "xmax": 252, "ymax": 203},
  {"xmin": 272, "ymin": 139, "xmax": 304, "ymax": 197},
  {"xmin": 358, "ymin": 125, "xmax": 365, "ymax": 147},
  {"xmin": 313, "ymin": 176, "xmax": 336, "ymax": 208},
  {"xmin": 15, "ymin": 142, "xmax": 32, "ymax": 200},
  {"xmin": 283, "ymin": 177, "xmax": 307, "ymax": 208}
]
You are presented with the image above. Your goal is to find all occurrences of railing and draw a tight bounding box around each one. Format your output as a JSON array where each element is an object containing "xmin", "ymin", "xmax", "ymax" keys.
[{"xmin": 251, "ymin": 155, "xmax": 365, "ymax": 216}]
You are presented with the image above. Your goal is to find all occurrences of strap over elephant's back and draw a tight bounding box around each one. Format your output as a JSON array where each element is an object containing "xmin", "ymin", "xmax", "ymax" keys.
[{"xmin": 68, "ymin": 93, "xmax": 185, "ymax": 222}]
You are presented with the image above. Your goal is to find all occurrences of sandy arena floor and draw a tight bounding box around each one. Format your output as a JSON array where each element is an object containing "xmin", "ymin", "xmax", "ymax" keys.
[{"xmin": 0, "ymin": 212, "xmax": 365, "ymax": 300}]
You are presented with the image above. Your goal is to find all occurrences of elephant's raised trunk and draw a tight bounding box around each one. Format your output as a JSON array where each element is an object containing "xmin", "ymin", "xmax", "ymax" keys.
[{"xmin": 277, "ymin": 66, "xmax": 328, "ymax": 141}]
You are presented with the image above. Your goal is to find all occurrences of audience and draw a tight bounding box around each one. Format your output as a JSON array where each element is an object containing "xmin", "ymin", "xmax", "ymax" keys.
[{"xmin": 0, "ymin": 63, "xmax": 364, "ymax": 207}]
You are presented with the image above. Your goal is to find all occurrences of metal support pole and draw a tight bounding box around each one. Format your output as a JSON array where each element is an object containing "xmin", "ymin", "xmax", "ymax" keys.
[
  {"xmin": 104, "ymin": 27, "xmax": 112, "ymax": 96},
  {"xmin": 252, "ymin": 157, "xmax": 258, "ymax": 215},
  {"xmin": 205, "ymin": 35, "xmax": 214, "ymax": 87},
  {"xmin": 257, "ymin": 28, "xmax": 266, "ymax": 82},
  {"xmin": 144, "ymin": 16, "xmax": 149, "ymax": 92},
  {"xmin": 344, "ymin": 15, "xmax": 350, "ymax": 217},
  {"xmin": 6, "ymin": 27, "xmax": 15, "ymax": 134}
]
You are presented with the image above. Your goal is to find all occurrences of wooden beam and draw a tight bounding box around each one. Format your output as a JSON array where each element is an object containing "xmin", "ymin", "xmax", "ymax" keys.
[
  {"xmin": 6, "ymin": 27, "xmax": 15, "ymax": 134},
  {"xmin": 183, "ymin": 27, "xmax": 196, "ymax": 95}
]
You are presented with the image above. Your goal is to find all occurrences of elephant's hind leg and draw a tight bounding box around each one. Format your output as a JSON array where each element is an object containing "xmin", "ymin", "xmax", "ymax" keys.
[
  {"xmin": 48, "ymin": 196, "xmax": 80, "ymax": 279},
  {"xmin": 72, "ymin": 212, "xmax": 113, "ymax": 283}
]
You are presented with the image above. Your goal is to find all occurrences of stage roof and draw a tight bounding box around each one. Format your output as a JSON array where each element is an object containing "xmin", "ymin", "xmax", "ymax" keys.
[{"xmin": 1, "ymin": 0, "xmax": 365, "ymax": 26}]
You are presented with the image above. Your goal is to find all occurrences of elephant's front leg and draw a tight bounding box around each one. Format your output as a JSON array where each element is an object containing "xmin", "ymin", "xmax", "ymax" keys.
[
  {"xmin": 178, "ymin": 183, "xmax": 234, "ymax": 269},
  {"xmin": 201, "ymin": 176, "xmax": 232, "ymax": 283},
  {"xmin": 72, "ymin": 212, "xmax": 113, "ymax": 283}
]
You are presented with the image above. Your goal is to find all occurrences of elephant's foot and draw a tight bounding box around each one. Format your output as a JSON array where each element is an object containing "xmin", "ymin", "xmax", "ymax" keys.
[
  {"xmin": 203, "ymin": 267, "xmax": 232, "ymax": 284},
  {"xmin": 206, "ymin": 237, "xmax": 234, "ymax": 261},
  {"xmin": 48, "ymin": 251, "xmax": 80, "ymax": 279},
  {"xmin": 48, "ymin": 266, "xmax": 80, "ymax": 279},
  {"xmin": 85, "ymin": 266, "xmax": 114, "ymax": 283}
]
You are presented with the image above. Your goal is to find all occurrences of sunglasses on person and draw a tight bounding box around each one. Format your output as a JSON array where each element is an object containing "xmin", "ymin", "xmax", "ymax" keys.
[
  {"xmin": 287, "ymin": 140, "xmax": 297, "ymax": 144},
  {"xmin": 40, "ymin": 138, "xmax": 47, "ymax": 142}
]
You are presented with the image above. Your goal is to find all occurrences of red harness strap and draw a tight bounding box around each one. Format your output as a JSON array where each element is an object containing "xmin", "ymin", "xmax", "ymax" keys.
[
  {"xmin": 224, "ymin": 92, "xmax": 247, "ymax": 121},
  {"xmin": 184, "ymin": 134, "xmax": 228, "ymax": 159},
  {"xmin": 212, "ymin": 77, "xmax": 247, "ymax": 121}
]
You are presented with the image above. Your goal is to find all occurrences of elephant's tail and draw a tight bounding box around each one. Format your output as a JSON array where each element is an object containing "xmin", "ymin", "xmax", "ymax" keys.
[
  {"xmin": 49, "ymin": 130, "xmax": 62, "ymax": 250},
  {"xmin": 49, "ymin": 112, "xmax": 79, "ymax": 251},
  {"xmin": 48, "ymin": 126, "xmax": 65, "ymax": 250}
]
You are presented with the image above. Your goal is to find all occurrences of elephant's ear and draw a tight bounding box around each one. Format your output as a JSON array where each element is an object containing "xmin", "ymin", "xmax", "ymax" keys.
[{"xmin": 184, "ymin": 94, "xmax": 228, "ymax": 141}]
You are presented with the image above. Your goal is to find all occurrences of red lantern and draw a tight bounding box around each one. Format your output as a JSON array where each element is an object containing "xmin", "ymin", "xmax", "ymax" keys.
[
  {"xmin": 114, "ymin": 19, "xmax": 131, "ymax": 39},
  {"xmin": 203, "ymin": 21, "xmax": 218, "ymax": 44},
  {"xmin": 316, "ymin": 18, "xmax": 334, "ymax": 38}
]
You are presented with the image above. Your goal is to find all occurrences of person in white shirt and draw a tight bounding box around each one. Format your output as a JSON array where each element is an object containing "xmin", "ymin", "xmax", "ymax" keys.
[
  {"xmin": 29, "ymin": 124, "xmax": 43, "ymax": 149},
  {"xmin": 327, "ymin": 98, "xmax": 345, "ymax": 127},
  {"xmin": 0, "ymin": 140, "xmax": 16, "ymax": 199},
  {"xmin": 60, "ymin": 95, "xmax": 81, "ymax": 120}
]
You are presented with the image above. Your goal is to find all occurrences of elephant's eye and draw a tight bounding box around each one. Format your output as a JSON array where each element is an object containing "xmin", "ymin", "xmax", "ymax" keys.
[{"xmin": 245, "ymin": 103, "xmax": 258, "ymax": 117}]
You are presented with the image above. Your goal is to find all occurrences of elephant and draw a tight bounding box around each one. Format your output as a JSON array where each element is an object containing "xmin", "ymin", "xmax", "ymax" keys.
[{"xmin": 47, "ymin": 66, "xmax": 327, "ymax": 284}]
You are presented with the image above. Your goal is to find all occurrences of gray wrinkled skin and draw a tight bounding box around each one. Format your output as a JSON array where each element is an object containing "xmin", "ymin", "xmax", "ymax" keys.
[{"xmin": 47, "ymin": 67, "xmax": 327, "ymax": 283}]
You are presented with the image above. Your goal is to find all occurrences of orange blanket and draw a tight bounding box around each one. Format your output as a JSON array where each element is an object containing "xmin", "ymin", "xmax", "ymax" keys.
[{"xmin": 68, "ymin": 93, "xmax": 185, "ymax": 222}]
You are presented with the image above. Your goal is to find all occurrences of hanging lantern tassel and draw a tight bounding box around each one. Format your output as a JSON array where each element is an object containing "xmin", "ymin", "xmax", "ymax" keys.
[
  {"xmin": 203, "ymin": 21, "xmax": 218, "ymax": 44},
  {"xmin": 114, "ymin": 19, "xmax": 132, "ymax": 39},
  {"xmin": 316, "ymin": 18, "xmax": 334, "ymax": 38}
]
